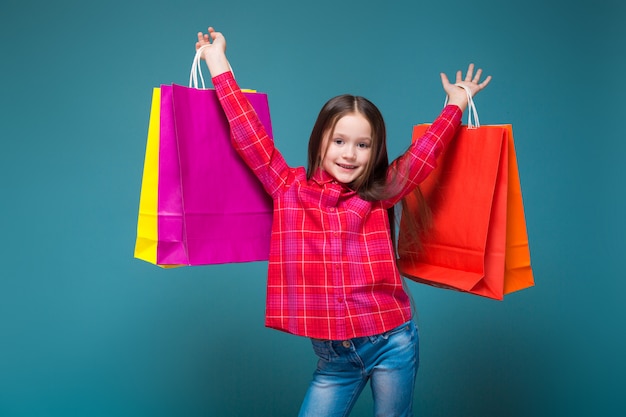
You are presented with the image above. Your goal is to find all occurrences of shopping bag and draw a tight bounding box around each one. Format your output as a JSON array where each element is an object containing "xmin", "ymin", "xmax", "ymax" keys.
[
  {"xmin": 134, "ymin": 88, "xmax": 163, "ymax": 266},
  {"xmin": 134, "ymin": 48, "xmax": 274, "ymax": 267},
  {"xmin": 397, "ymin": 95, "xmax": 533, "ymax": 300}
]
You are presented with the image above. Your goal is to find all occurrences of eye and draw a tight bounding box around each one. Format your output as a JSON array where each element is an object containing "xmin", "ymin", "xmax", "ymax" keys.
[
  {"xmin": 333, "ymin": 139, "xmax": 344, "ymax": 145},
  {"xmin": 357, "ymin": 142, "xmax": 371, "ymax": 149}
]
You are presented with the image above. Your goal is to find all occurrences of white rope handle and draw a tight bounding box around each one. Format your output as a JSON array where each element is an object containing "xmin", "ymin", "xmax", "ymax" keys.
[
  {"xmin": 189, "ymin": 45, "xmax": 211, "ymax": 89},
  {"xmin": 189, "ymin": 45, "xmax": 235, "ymax": 89},
  {"xmin": 444, "ymin": 84, "xmax": 480, "ymax": 129}
]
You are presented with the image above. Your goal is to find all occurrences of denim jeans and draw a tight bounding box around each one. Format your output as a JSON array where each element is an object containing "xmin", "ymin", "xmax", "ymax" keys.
[{"xmin": 298, "ymin": 320, "xmax": 419, "ymax": 417}]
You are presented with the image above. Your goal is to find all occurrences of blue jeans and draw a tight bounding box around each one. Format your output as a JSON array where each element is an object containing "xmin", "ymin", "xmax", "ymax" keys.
[{"xmin": 298, "ymin": 320, "xmax": 419, "ymax": 417}]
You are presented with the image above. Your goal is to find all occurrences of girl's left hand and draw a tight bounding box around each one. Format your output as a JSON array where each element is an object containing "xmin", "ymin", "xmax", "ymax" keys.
[{"xmin": 441, "ymin": 64, "xmax": 492, "ymax": 111}]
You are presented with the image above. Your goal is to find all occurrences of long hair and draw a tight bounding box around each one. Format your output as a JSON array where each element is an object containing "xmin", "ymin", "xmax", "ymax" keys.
[{"xmin": 306, "ymin": 94, "xmax": 431, "ymax": 256}]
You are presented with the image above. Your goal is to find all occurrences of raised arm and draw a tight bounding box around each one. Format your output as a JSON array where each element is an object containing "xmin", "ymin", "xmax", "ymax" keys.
[
  {"xmin": 382, "ymin": 64, "xmax": 492, "ymax": 207},
  {"xmin": 195, "ymin": 27, "xmax": 292, "ymax": 198}
]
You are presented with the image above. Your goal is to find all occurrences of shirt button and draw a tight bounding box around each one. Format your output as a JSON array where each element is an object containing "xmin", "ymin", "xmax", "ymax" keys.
[
  {"xmin": 342, "ymin": 341, "xmax": 351, "ymax": 348},
  {"xmin": 329, "ymin": 207, "xmax": 335, "ymax": 212}
]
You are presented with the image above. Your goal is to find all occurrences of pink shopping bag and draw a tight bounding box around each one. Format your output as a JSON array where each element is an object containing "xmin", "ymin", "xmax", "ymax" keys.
[
  {"xmin": 134, "ymin": 84, "xmax": 274, "ymax": 267},
  {"xmin": 135, "ymin": 45, "xmax": 274, "ymax": 267},
  {"xmin": 164, "ymin": 84, "xmax": 274, "ymax": 265}
]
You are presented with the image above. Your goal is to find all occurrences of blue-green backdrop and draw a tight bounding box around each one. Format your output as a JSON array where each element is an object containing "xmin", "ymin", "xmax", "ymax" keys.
[{"xmin": 1, "ymin": 0, "xmax": 624, "ymax": 416}]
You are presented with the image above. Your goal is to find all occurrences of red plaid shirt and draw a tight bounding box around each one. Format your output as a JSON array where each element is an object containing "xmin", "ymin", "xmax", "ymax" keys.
[{"xmin": 214, "ymin": 72, "xmax": 461, "ymax": 340}]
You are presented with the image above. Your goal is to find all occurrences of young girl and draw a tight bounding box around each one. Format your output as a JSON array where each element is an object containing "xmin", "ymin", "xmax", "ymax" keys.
[{"xmin": 196, "ymin": 27, "xmax": 490, "ymax": 417}]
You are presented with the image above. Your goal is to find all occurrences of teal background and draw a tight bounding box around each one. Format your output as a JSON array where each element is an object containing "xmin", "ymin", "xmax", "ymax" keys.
[{"xmin": 1, "ymin": 0, "xmax": 624, "ymax": 416}]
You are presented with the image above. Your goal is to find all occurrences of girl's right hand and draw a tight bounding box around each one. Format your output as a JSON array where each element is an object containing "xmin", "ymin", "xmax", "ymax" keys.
[
  {"xmin": 196, "ymin": 27, "xmax": 230, "ymax": 78},
  {"xmin": 196, "ymin": 27, "xmax": 226, "ymax": 54}
]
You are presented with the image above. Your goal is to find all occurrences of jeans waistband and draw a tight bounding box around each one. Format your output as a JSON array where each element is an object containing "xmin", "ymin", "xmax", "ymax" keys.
[{"xmin": 311, "ymin": 320, "xmax": 414, "ymax": 344}]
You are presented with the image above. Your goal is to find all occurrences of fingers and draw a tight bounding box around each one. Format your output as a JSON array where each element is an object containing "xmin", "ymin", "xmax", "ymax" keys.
[
  {"xmin": 197, "ymin": 31, "xmax": 210, "ymax": 45},
  {"xmin": 441, "ymin": 64, "xmax": 491, "ymax": 102},
  {"xmin": 455, "ymin": 70, "xmax": 463, "ymax": 84},
  {"xmin": 196, "ymin": 27, "xmax": 218, "ymax": 51},
  {"xmin": 479, "ymin": 75, "xmax": 492, "ymax": 89},
  {"xmin": 440, "ymin": 72, "xmax": 451, "ymax": 86},
  {"xmin": 464, "ymin": 63, "xmax": 475, "ymax": 82},
  {"xmin": 197, "ymin": 27, "xmax": 218, "ymax": 43},
  {"xmin": 472, "ymin": 68, "xmax": 482, "ymax": 83},
  {"xmin": 456, "ymin": 63, "xmax": 491, "ymax": 88}
]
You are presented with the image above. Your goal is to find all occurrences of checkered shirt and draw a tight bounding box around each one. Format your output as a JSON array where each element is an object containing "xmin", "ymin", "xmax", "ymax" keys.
[{"xmin": 214, "ymin": 71, "xmax": 461, "ymax": 340}]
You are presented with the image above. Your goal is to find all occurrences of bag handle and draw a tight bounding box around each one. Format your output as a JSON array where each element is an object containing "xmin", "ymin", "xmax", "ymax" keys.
[
  {"xmin": 189, "ymin": 45, "xmax": 236, "ymax": 89},
  {"xmin": 444, "ymin": 84, "xmax": 480, "ymax": 129}
]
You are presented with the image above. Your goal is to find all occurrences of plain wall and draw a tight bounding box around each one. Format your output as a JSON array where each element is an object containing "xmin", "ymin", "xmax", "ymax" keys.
[{"xmin": 1, "ymin": 0, "xmax": 624, "ymax": 416}]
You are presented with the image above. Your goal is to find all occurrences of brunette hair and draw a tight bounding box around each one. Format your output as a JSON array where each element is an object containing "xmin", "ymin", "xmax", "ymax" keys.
[{"xmin": 306, "ymin": 94, "xmax": 431, "ymax": 256}]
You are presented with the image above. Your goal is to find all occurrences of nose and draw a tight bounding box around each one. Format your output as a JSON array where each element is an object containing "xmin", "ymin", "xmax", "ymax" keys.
[{"xmin": 343, "ymin": 145, "xmax": 357, "ymax": 160}]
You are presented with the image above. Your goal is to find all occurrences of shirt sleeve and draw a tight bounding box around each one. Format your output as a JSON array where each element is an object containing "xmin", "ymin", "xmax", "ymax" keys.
[
  {"xmin": 382, "ymin": 104, "xmax": 462, "ymax": 207},
  {"xmin": 212, "ymin": 71, "xmax": 291, "ymax": 198}
]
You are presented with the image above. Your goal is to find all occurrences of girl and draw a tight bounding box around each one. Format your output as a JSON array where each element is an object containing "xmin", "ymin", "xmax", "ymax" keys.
[{"xmin": 196, "ymin": 27, "xmax": 490, "ymax": 417}]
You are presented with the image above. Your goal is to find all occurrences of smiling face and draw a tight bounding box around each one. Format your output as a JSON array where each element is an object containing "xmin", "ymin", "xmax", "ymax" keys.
[{"xmin": 320, "ymin": 112, "xmax": 373, "ymax": 185}]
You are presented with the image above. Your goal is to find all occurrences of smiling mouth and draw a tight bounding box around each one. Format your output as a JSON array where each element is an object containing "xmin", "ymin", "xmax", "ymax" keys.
[{"xmin": 337, "ymin": 164, "xmax": 357, "ymax": 170}]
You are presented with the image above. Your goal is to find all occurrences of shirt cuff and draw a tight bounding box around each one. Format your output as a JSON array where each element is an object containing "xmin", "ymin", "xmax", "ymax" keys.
[
  {"xmin": 442, "ymin": 104, "xmax": 463, "ymax": 126},
  {"xmin": 211, "ymin": 70, "xmax": 235, "ymax": 86}
]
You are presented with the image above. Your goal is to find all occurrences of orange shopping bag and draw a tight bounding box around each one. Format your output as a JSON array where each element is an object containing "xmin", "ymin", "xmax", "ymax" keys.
[{"xmin": 397, "ymin": 120, "xmax": 534, "ymax": 300}]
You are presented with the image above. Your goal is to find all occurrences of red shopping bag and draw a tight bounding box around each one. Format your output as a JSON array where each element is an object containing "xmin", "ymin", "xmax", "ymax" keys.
[{"xmin": 397, "ymin": 124, "xmax": 534, "ymax": 300}]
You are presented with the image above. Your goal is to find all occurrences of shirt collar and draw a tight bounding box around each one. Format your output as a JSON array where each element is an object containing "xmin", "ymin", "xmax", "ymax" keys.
[
  {"xmin": 311, "ymin": 169, "xmax": 357, "ymax": 195},
  {"xmin": 311, "ymin": 168, "xmax": 336, "ymax": 185}
]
